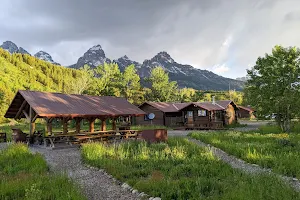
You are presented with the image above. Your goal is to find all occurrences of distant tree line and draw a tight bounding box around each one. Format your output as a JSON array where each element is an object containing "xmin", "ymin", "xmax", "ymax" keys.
[{"xmin": 0, "ymin": 48, "xmax": 243, "ymax": 122}]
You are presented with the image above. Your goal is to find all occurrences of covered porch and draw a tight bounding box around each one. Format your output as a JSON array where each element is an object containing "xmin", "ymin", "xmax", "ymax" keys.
[{"xmin": 5, "ymin": 90, "xmax": 145, "ymax": 148}]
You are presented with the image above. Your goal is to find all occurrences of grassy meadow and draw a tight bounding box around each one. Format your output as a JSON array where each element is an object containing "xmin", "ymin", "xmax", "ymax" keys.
[
  {"xmin": 81, "ymin": 137, "xmax": 300, "ymax": 200},
  {"xmin": 189, "ymin": 124, "xmax": 300, "ymax": 179},
  {"xmin": 0, "ymin": 143, "xmax": 85, "ymax": 200}
]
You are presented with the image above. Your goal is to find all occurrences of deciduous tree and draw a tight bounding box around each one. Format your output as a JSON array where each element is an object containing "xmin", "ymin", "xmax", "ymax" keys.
[
  {"xmin": 148, "ymin": 67, "xmax": 178, "ymax": 102},
  {"xmin": 244, "ymin": 46, "xmax": 300, "ymax": 132}
]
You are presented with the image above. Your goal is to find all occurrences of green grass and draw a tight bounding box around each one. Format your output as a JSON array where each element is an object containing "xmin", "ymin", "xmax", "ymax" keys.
[
  {"xmin": 225, "ymin": 122, "xmax": 247, "ymax": 128},
  {"xmin": 130, "ymin": 125, "xmax": 169, "ymax": 130},
  {"xmin": 81, "ymin": 137, "xmax": 300, "ymax": 200},
  {"xmin": 189, "ymin": 129, "xmax": 300, "ymax": 179},
  {"xmin": 257, "ymin": 123, "xmax": 300, "ymax": 134},
  {"xmin": 0, "ymin": 143, "xmax": 85, "ymax": 200}
]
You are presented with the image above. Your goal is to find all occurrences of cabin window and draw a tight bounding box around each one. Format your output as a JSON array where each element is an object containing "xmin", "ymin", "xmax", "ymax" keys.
[
  {"xmin": 144, "ymin": 114, "xmax": 150, "ymax": 121},
  {"xmin": 198, "ymin": 109, "xmax": 206, "ymax": 116},
  {"xmin": 187, "ymin": 111, "xmax": 193, "ymax": 117}
]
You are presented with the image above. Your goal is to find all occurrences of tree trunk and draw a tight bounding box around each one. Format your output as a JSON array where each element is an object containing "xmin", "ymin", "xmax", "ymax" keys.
[{"xmin": 279, "ymin": 115, "xmax": 291, "ymax": 133}]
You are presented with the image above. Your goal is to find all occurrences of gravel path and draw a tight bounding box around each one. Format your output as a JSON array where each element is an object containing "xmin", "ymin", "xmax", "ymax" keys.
[
  {"xmin": 0, "ymin": 142, "xmax": 9, "ymax": 151},
  {"xmin": 30, "ymin": 146, "xmax": 140, "ymax": 200},
  {"xmin": 188, "ymin": 138, "xmax": 300, "ymax": 191}
]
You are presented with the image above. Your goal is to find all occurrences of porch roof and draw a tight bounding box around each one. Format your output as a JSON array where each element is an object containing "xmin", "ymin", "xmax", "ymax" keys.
[{"xmin": 5, "ymin": 90, "xmax": 146, "ymax": 119}]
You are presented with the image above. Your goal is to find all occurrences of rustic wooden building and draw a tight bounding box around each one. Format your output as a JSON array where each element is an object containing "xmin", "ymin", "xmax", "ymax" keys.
[
  {"xmin": 5, "ymin": 90, "xmax": 145, "ymax": 135},
  {"xmin": 237, "ymin": 106, "xmax": 255, "ymax": 119},
  {"xmin": 215, "ymin": 100, "xmax": 238, "ymax": 125},
  {"xmin": 135, "ymin": 102, "xmax": 189, "ymax": 126},
  {"xmin": 136, "ymin": 100, "xmax": 238, "ymax": 128}
]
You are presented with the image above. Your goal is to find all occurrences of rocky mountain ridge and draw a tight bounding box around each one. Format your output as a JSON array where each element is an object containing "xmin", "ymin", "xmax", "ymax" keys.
[
  {"xmin": 0, "ymin": 40, "xmax": 244, "ymax": 90},
  {"xmin": 70, "ymin": 46, "xmax": 244, "ymax": 90},
  {"xmin": 0, "ymin": 41, "xmax": 60, "ymax": 65}
]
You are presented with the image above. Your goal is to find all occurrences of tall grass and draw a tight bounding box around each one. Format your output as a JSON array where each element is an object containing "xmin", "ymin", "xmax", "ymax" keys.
[
  {"xmin": 0, "ymin": 143, "xmax": 85, "ymax": 200},
  {"xmin": 189, "ymin": 130, "xmax": 300, "ymax": 179},
  {"xmin": 82, "ymin": 138, "xmax": 300, "ymax": 200}
]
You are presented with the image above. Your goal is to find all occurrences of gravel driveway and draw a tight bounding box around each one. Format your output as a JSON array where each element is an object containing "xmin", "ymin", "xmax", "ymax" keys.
[{"xmin": 30, "ymin": 146, "xmax": 140, "ymax": 200}]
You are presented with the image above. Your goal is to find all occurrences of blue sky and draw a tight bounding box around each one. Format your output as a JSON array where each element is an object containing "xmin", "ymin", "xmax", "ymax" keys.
[{"xmin": 1, "ymin": 0, "xmax": 300, "ymax": 79}]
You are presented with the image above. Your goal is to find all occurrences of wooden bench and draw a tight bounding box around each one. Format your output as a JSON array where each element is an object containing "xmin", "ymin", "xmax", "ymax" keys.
[
  {"xmin": 118, "ymin": 130, "xmax": 142, "ymax": 139},
  {"xmin": 43, "ymin": 134, "xmax": 76, "ymax": 148},
  {"xmin": 0, "ymin": 132, "xmax": 6, "ymax": 142}
]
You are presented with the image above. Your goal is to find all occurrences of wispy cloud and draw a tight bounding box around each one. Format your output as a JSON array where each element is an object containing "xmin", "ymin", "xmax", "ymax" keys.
[
  {"xmin": 213, "ymin": 64, "xmax": 230, "ymax": 74},
  {"xmin": 0, "ymin": 0, "xmax": 299, "ymax": 78}
]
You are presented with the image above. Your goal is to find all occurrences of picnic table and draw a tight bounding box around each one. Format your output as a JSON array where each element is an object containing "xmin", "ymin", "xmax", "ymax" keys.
[
  {"xmin": 43, "ymin": 133, "xmax": 77, "ymax": 148},
  {"xmin": 42, "ymin": 130, "xmax": 142, "ymax": 148}
]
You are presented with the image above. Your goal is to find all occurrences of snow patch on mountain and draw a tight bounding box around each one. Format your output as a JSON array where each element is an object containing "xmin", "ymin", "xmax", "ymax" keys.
[
  {"xmin": 68, "ymin": 44, "xmax": 244, "ymax": 90},
  {"xmin": 34, "ymin": 51, "xmax": 60, "ymax": 65}
]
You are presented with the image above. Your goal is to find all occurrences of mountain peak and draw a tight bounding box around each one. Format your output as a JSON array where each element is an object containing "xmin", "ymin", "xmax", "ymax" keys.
[
  {"xmin": 89, "ymin": 44, "xmax": 102, "ymax": 51},
  {"xmin": 154, "ymin": 51, "xmax": 174, "ymax": 63},
  {"xmin": 34, "ymin": 51, "xmax": 60, "ymax": 65},
  {"xmin": 71, "ymin": 44, "xmax": 111, "ymax": 69},
  {"xmin": 1, "ymin": 40, "xmax": 30, "ymax": 55},
  {"xmin": 1, "ymin": 41, "xmax": 19, "ymax": 54},
  {"xmin": 120, "ymin": 55, "xmax": 129, "ymax": 60}
]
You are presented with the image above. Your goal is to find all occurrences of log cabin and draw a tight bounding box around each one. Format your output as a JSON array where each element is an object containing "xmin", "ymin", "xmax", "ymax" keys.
[
  {"xmin": 136, "ymin": 100, "xmax": 238, "ymax": 129},
  {"xmin": 236, "ymin": 106, "xmax": 256, "ymax": 119}
]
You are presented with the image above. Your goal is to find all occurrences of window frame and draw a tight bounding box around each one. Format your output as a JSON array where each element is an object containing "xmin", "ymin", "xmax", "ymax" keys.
[{"xmin": 198, "ymin": 109, "xmax": 207, "ymax": 117}]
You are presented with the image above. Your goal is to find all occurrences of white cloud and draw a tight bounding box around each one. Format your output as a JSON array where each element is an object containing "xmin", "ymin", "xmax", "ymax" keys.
[
  {"xmin": 212, "ymin": 64, "xmax": 230, "ymax": 74},
  {"xmin": 1, "ymin": 0, "xmax": 300, "ymax": 78},
  {"xmin": 222, "ymin": 35, "xmax": 232, "ymax": 47}
]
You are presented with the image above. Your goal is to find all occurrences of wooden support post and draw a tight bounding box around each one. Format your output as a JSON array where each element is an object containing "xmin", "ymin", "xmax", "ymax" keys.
[
  {"xmin": 29, "ymin": 106, "xmax": 35, "ymax": 136},
  {"xmin": 75, "ymin": 118, "xmax": 82, "ymax": 134},
  {"xmin": 63, "ymin": 118, "xmax": 69, "ymax": 134},
  {"xmin": 45, "ymin": 118, "xmax": 53, "ymax": 135},
  {"xmin": 112, "ymin": 118, "xmax": 117, "ymax": 130},
  {"xmin": 101, "ymin": 118, "xmax": 107, "ymax": 131},
  {"xmin": 89, "ymin": 118, "xmax": 95, "ymax": 133},
  {"xmin": 15, "ymin": 100, "xmax": 27, "ymax": 119}
]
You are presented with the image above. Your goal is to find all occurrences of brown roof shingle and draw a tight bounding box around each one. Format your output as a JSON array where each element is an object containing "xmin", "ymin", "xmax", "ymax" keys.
[
  {"xmin": 5, "ymin": 90, "xmax": 145, "ymax": 118},
  {"xmin": 142, "ymin": 100, "xmax": 235, "ymax": 112},
  {"xmin": 143, "ymin": 102, "xmax": 191, "ymax": 113}
]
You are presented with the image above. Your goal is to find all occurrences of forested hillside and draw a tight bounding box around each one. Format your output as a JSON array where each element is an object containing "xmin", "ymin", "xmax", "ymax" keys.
[
  {"xmin": 0, "ymin": 48, "xmax": 85, "ymax": 121},
  {"xmin": 0, "ymin": 48, "xmax": 244, "ymax": 122}
]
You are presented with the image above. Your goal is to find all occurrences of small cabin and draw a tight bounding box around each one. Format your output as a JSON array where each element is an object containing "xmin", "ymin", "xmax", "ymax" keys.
[
  {"xmin": 237, "ymin": 106, "xmax": 255, "ymax": 119},
  {"xmin": 135, "ymin": 102, "xmax": 189, "ymax": 126},
  {"xmin": 136, "ymin": 100, "xmax": 238, "ymax": 129}
]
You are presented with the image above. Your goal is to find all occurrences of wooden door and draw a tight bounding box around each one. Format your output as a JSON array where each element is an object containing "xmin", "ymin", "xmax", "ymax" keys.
[{"xmin": 187, "ymin": 111, "xmax": 194, "ymax": 125}]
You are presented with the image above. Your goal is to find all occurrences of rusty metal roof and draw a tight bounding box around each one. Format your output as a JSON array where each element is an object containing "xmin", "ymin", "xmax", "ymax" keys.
[
  {"xmin": 193, "ymin": 102, "xmax": 225, "ymax": 111},
  {"xmin": 238, "ymin": 106, "xmax": 254, "ymax": 112},
  {"xmin": 141, "ymin": 102, "xmax": 191, "ymax": 113},
  {"xmin": 142, "ymin": 100, "xmax": 235, "ymax": 112},
  {"xmin": 215, "ymin": 100, "xmax": 233, "ymax": 108},
  {"xmin": 5, "ymin": 90, "xmax": 146, "ymax": 118}
]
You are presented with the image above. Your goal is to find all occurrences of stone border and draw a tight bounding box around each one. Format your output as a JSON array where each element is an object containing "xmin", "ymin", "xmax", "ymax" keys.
[
  {"xmin": 85, "ymin": 164, "xmax": 161, "ymax": 200},
  {"xmin": 188, "ymin": 138, "xmax": 300, "ymax": 191}
]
